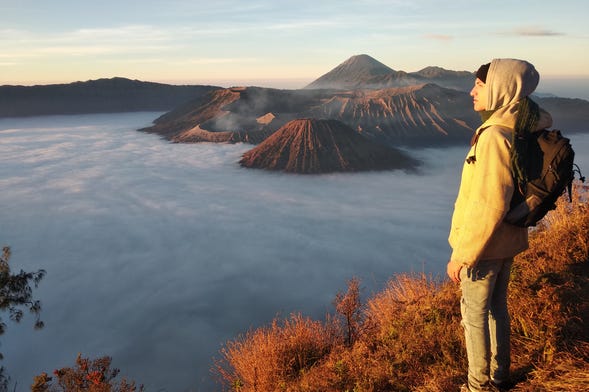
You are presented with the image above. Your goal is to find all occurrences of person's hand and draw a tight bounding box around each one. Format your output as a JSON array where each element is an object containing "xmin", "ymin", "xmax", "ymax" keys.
[{"xmin": 447, "ymin": 260, "xmax": 463, "ymax": 284}]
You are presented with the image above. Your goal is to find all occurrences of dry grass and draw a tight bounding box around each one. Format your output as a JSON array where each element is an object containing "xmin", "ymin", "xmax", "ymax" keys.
[
  {"xmin": 214, "ymin": 183, "xmax": 589, "ymax": 392},
  {"xmin": 215, "ymin": 313, "xmax": 341, "ymax": 392}
]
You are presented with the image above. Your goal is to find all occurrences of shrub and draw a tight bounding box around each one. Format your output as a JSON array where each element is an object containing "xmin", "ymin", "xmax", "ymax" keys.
[
  {"xmin": 215, "ymin": 313, "xmax": 340, "ymax": 391},
  {"xmin": 32, "ymin": 354, "xmax": 143, "ymax": 392}
]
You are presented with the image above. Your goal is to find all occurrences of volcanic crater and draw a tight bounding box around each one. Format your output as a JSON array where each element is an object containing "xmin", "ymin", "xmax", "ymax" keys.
[{"xmin": 239, "ymin": 118, "xmax": 418, "ymax": 174}]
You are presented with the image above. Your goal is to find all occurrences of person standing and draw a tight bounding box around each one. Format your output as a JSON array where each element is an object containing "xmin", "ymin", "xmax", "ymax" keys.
[{"xmin": 446, "ymin": 59, "xmax": 553, "ymax": 392}]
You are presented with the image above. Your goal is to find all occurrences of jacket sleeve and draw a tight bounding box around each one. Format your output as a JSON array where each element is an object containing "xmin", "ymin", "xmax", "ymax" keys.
[{"xmin": 449, "ymin": 128, "xmax": 515, "ymax": 267}]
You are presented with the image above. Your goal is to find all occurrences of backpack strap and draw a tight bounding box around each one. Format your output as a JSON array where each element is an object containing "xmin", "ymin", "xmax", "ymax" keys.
[{"xmin": 466, "ymin": 126, "xmax": 491, "ymax": 164}]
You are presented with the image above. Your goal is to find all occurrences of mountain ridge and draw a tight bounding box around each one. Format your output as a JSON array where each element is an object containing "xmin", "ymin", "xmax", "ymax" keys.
[
  {"xmin": 3, "ymin": 55, "xmax": 588, "ymax": 147},
  {"xmin": 0, "ymin": 77, "xmax": 220, "ymax": 117}
]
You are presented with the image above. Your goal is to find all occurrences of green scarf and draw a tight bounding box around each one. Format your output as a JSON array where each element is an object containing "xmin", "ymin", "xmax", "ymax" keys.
[
  {"xmin": 479, "ymin": 110, "xmax": 494, "ymax": 123},
  {"xmin": 510, "ymin": 97, "xmax": 540, "ymax": 190}
]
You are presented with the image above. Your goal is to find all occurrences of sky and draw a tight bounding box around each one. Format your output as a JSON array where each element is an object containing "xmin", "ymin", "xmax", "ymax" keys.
[{"xmin": 1, "ymin": 0, "xmax": 588, "ymax": 88}]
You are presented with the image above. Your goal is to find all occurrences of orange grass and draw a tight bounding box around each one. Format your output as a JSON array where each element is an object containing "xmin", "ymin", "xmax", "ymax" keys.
[
  {"xmin": 215, "ymin": 183, "xmax": 588, "ymax": 391},
  {"xmin": 214, "ymin": 313, "xmax": 341, "ymax": 392}
]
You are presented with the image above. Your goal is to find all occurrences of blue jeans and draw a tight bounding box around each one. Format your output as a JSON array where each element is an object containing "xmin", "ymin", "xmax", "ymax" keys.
[{"xmin": 460, "ymin": 258, "xmax": 513, "ymax": 391}]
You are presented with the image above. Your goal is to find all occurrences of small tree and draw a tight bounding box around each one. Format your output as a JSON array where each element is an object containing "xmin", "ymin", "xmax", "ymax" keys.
[
  {"xmin": 0, "ymin": 246, "xmax": 45, "ymax": 390},
  {"xmin": 334, "ymin": 277, "xmax": 362, "ymax": 346}
]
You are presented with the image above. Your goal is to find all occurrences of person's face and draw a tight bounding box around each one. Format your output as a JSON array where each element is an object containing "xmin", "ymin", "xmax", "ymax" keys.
[{"xmin": 470, "ymin": 78, "xmax": 488, "ymax": 112}]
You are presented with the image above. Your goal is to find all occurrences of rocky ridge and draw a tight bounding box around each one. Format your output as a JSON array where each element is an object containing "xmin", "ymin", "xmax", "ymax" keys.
[{"xmin": 141, "ymin": 83, "xmax": 480, "ymax": 146}]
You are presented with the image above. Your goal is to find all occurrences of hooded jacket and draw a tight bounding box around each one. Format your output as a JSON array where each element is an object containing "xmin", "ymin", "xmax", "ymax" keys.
[{"xmin": 448, "ymin": 59, "xmax": 553, "ymax": 267}]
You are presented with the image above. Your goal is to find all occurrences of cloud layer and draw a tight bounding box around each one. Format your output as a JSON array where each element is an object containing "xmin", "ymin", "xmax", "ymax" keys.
[{"xmin": 1, "ymin": 112, "xmax": 587, "ymax": 390}]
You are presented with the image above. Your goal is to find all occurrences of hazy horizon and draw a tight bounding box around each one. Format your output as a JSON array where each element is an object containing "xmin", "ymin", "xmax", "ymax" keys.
[
  {"xmin": 1, "ymin": 113, "xmax": 588, "ymax": 391},
  {"xmin": 5, "ymin": 75, "xmax": 589, "ymax": 102}
]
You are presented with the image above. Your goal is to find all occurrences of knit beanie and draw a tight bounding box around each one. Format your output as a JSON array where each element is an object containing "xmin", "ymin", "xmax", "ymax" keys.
[
  {"xmin": 476, "ymin": 63, "xmax": 491, "ymax": 83},
  {"xmin": 475, "ymin": 63, "xmax": 493, "ymax": 125}
]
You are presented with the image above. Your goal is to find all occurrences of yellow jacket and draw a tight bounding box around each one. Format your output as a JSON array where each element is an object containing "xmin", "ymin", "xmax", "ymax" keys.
[{"xmin": 448, "ymin": 58, "xmax": 552, "ymax": 267}]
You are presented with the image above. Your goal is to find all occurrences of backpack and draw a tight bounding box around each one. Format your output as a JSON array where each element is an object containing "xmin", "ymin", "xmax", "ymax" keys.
[{"xmin": 504, "ymin": 129, "xmax": 585, "ymax": 227}]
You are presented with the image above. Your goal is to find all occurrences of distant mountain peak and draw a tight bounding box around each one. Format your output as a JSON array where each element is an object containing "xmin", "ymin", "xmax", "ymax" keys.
[
  {"xmin": 415, "ymin": 66, "xmax": 448, "ymax": 77},
  {"xmin": 305, "ymin": 55, "xmax": 476, "ymax": 91},
  {"xmin": 305, "ymin": 54, "xmax": 395, "ymax": 90},
  {"xmin": 412, "ymin": 66, "xmax": 474, "ymax": 80},
  {"xmin": 339, "ymin": 54, "xmax": 395, "ymax": 73}
]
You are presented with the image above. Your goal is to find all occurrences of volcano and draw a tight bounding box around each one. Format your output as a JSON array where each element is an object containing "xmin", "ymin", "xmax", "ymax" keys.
[
  {"xmin": 305, "ymin": 54, "xmax": 398, "ymax": 90},
  {"xmin": 239, "ymin": 118, "xmax": 418, "ymax": 174}
]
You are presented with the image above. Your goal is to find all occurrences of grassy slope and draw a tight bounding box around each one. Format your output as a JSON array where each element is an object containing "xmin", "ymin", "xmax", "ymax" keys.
[{"xmin": 215, "ymin": 184, "xmax": 589, "ymax": 392}]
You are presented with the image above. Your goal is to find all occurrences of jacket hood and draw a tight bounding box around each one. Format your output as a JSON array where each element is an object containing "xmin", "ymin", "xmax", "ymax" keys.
[{"xmin": 485, "ymin": 58, "xmax": 539, "ymax": 111}]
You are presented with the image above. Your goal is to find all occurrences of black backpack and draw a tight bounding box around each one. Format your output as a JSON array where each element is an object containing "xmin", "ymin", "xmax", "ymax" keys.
[{"xmin": 505, "ymin": 129, "xmax": 585, "ymax": 227}]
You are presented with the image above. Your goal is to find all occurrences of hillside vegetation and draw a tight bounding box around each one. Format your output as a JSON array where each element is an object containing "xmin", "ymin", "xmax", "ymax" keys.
[{"xmin": 214, "ymin": 184, "xmax": 589, "ymax": 392}]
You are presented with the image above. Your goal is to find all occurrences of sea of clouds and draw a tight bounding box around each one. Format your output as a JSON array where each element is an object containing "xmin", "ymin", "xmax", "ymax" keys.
[{"xmin": 1, "ymin": 112, "xmax": 587, "ymax": 391}]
